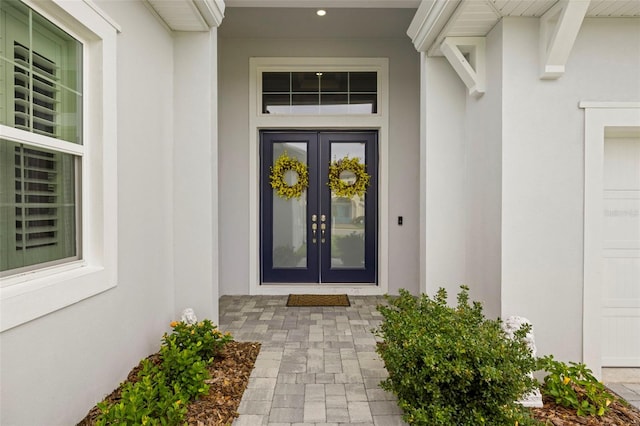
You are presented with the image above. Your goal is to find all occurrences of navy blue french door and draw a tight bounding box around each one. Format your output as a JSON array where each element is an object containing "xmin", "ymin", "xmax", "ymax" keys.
[{"xmin": 260, "ymin": 131, "xmax": 377, "ymax": 283}]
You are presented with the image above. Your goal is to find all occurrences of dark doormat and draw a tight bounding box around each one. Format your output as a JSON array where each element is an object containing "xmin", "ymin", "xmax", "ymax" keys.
[{"xmin": 286, "ymin": 294, "xmax": 351, "ymax": 307}]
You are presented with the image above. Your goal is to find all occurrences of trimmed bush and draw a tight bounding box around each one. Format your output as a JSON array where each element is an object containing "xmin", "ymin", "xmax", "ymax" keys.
[
  {"xmin": 375, "ymin": 287, "xmax": 539, "ymax": 426},
  {"xmin": 96, "ymin": 319, "xmax": 233, "ymax": 425}
]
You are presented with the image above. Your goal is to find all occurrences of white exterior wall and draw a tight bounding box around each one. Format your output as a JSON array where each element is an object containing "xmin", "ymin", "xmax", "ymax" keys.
[
  {"xmin": 173, "ymin": 30, "xmax": 220, "ymax": 324},
  {"xmin": 422, "ymin": 55, "xmax": 468, "ymax": 302},
  {"xmin": 0, "ymin": 2, "xmax": 176, "ymax": 424},
  {"xmin": 218, "ymin": 37, "xmax": 420, "ymax": 296},
  {"xmin": 500, "ymin": 17, "xmax": 640, "ymax": 361},
  {"xmin": 422, "ymin": 23, "xmax": 503, "ymax": 317},
  {"xmin": 463, "ymin": 22, "xmax": 504, "ymax": 319}
]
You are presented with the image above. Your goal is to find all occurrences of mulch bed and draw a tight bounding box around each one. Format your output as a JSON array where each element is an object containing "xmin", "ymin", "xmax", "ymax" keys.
[
  {"xmin": 530, "ymin": 389, "xmax": 640, "ymax": 425},
  {"xmin": 77, "ymin": 340, "xmax": 640, "ymax": 425},
  {"xmin": 77, "ymin": 341, "xmax": 260, "ymax": 426}
]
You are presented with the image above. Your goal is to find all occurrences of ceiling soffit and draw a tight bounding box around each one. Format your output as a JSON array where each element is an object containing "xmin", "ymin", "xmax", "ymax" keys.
[
  {"xmin": 409, "ymin": 0, "xmax": 640, "ymax": 56},
  {"xmin": 145, "ymin": 0, "xmax": 225, "ymax": 31},
  {"xmin": 408, "ymin": 0, "xmax": 639, "ymax": 91}
]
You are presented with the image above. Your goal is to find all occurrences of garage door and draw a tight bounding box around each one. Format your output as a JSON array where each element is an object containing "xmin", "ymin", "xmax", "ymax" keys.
[{"xmin": 602, "ymin": 135, "xmax": 640, "ymax": 367}]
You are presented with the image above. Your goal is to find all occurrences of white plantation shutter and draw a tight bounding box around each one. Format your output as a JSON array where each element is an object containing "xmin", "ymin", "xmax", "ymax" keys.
[
  {"xmin": 14, "ymin": 145, "xmax": 74, "ymax": 259},
  {"xmin": 13, "ymin": 42, "xmax": 59, "ymax": 137}
]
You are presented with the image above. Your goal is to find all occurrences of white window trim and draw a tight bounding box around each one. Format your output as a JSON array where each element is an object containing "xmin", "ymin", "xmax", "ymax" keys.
[
  {"xmin": 0, "ymin": 0, "xmax": 119, "ymax": 332},
  {"xmin": 248, "ymin": 57, "xmax": 389, "ymax": 296},
  {"xmin": 581, "ymin": 101, "xmax": 640, "ymax": 377}
]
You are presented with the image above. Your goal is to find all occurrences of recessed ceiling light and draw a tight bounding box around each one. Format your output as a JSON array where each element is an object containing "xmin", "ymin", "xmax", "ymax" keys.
[{"xmin": 316, "ymin": 9, "xmax": 327, "ymax": 16}]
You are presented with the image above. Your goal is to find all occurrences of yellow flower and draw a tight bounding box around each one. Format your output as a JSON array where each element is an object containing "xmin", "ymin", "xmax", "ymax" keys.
[
  {"xmin": 170, "ymin": 321, "xmax": 178, "ymax": 328},
  {"xmin": 191, "ymin": 330, "xmax": 195, "ymax": 335},
  {"xmin": 563, "ymin": 376, "xmax": 571, "ymax": 385},
  {"xmin": 270, "ymin": 152, "xmax": 309, "ymax": 199},
  {"xmin": 175, "ymin": 399, "xmax": 182, "ymax": 406},
  {"xmin": 606, "ymin": 399, "xmax": 611, "ymax": 406}
]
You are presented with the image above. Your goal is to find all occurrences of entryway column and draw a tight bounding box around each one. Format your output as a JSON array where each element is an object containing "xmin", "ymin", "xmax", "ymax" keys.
[
  {"xmin": 408, "ymin": 2, "xmax": 468, "ymax": 297},
  {"xmin": 173, "ymin": 3, "xmax": 224, "ymax": 324}
]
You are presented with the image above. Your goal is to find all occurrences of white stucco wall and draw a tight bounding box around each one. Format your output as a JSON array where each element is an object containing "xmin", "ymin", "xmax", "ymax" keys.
[
  {"xmin": 218, "ymin": 37, "xmax": 420, "ymax": 296},
  {"xmin": 463, "ymin": 21, "xmax": 504, "ymax": 319},
  {"xmin": 500, "ymin": 17, "xmax": 640, "ymax": 362},
  {"xmin": 173, "ymin": 30, "xmax": 220, "ymax": 324},
  {"xmin": 0, "ymin": 2, "xmax": 176, "ymax": 424},
  {"xmin": 422, "ymin": 55, "xmax": 468, "ymax": 301},
  {"xmin": 422, "ymin": 22, "xmax": 503, "ymax": 318},
  {"xmin": 422, "ymin": 16, "xmax": 640, "ymax": 363}
]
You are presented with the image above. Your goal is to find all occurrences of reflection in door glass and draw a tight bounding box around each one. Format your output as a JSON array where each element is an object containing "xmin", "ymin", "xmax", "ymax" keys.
[
  {"xmin": 331, "ymin": 143, "xmax": 366, "ymax": 269},
  {"xmin": 272, "ymin": 143, "xmax": 307, "ymax": 268}
]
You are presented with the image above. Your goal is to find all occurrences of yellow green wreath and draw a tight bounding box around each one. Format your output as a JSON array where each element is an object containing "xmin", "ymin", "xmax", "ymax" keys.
[
  {"xmin": 270, "ymin": 152, "xmax": 309, "ymax": 199},
  {"xmin": 328, "ymin": 156, "xmax": 370, "ymax": 198}
]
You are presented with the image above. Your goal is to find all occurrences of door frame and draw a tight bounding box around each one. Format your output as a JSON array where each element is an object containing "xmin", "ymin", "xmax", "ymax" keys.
[
  {"xmin": 581, "ymin": 101, "xmax": 640, "ymax": 377},
  {"xmin": 248, "ymin": 57, "xmax": 389, "ymax": 295}
]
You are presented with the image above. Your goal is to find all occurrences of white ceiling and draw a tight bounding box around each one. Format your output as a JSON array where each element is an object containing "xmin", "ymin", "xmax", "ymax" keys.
[
  {"xmin": 147, "ymin": 0, "xmax": 640, "ymax": 33},
  {"xmin": 218, "ymin": 7, "xmax": 418, "ymax": 38},
  {"xmin": 224, "ymin": 0, "xmax": 421, "ymax": 7}
]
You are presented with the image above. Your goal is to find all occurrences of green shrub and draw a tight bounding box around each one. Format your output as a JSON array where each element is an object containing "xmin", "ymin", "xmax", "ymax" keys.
[
  {"xmin": 375, "ymin": 287, "xmax": 539, "ymax": 426},
  {"xmin": 96, "ymin": 360, "xmax": 186, "ymax": 426},
  {"xmin": 160, "ymin": 335, "xmax": 210, "ymax": 401},
  {"xmin": 96, "ymin": 318, "xmax": 233, "ymax": 425},
  {"xmin": 537, "ymin": 355, "xmax": 614, "ymax": 417},
  {"xmin": 165, "ymin": 319, "xmax": 233, "ymax": 361}
]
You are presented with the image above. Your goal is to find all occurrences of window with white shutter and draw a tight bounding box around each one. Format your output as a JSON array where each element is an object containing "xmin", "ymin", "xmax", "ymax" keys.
[{"xmin": 1, "ymin": 0, "xmax": 82, "ymax": 275}]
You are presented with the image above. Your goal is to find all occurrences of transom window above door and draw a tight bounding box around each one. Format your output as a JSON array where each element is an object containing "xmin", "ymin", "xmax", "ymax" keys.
[{"xmin": 262, "ymin": 71, "xmax": 377, "ymax": 115}]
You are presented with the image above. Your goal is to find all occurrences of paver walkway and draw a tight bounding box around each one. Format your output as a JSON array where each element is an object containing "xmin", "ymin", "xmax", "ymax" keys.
[
  {"xmin": 219, "ymin": 295, "xmax": 407, "ymax": 426},
  {"xmin": 219, "ymin": 295, "xmax": 640, "ymax": 425}
]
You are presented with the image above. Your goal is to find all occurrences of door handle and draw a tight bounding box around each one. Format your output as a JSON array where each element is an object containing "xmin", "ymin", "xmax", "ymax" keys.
[
  {"xmin": 311, "ymin": 214, "xmax": 318, "ymax": 243},
  {"xmin": 320, "ymin": 223, "xmax": 326, "ymax": 243}
]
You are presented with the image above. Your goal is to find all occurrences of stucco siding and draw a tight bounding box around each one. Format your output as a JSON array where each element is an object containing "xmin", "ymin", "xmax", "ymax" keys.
[
  {"xmin": 422, "ymin": 55, "xmax": 468, "ymax": 303},
  {"xmin": 464, "ymin": 21, "xmax": 504, "ymax": 319},
  {"xmin": 0, "ymin": 2, "xmax": 176, "ymax": 424},
  {"xmin": 500, "ymin": 17, "xmax": 640, "ymax": 362},
  {"xmin": 218, "ymin": 37, "xmax": 420, "ymax": 296}
]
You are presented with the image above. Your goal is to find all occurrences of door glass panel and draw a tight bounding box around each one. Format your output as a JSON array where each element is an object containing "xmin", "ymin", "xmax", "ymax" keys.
[
  {"xmin": 272, "ymin": 142, "xmax": 307, "ymax": 268},
  {"xmin": 330, "ymin": 142, "xmax": 366, "ymax": 269}
]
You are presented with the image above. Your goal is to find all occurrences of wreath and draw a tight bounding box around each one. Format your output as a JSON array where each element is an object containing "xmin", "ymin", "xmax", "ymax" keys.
[
  {"xmin": 328, "ymin": 156, "xmax": 370, "ymax": 198},
  {"xmin": 269, "ymin": 152, "xmax": 309, "ymax": 199}
]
